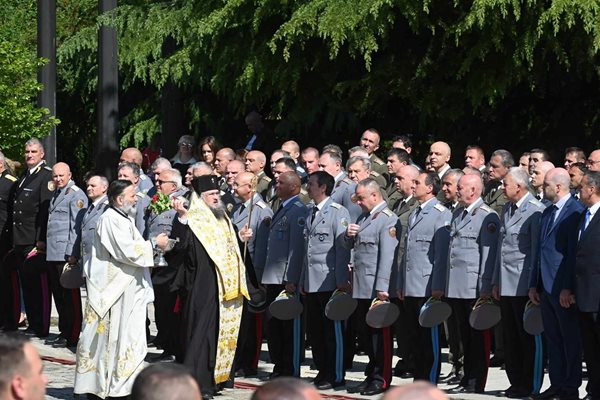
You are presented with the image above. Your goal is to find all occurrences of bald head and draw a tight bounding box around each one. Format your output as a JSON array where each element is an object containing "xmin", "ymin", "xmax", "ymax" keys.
[
  {"xmin": 245, "ymin": 150, "xmax": 266, "ymax": 173},
  {"xmin": 532, "ymin": 161, "xmax": 556, "ymax": 190},
  {"xmin": 544, "ymin": 167, "xmax": 571, "ymax": 202},
  {"xmin": 281, "ymin": 140, "xmax": 300, "ymax": 161},
  {"xmin": 276, "ymin": 171, "xmax": 301, "ymax": 200},
  {"xmin": 383, "ymin": 382, "xmax": 448, "ymax": 400},
  {"xmin": 226, "ymin": 159, "xmax": 245, "ymax": 186},
  {"xmin": 429, "ymin": 142, "xmax": 451, "ymax": 172},
  {"xmin": 395, "ymin": 165, "xmax": 420, "ymax": 197},
  {"xmin": 120, "ymin": 148, "xmax": 143, "ymax": 166},
  {"xmin": 52, "ymin": 162, "xmax": 72, "ymax": 189},
  {"xmin": 215, "ymin": 148, "xmax": 236, "ymax": 175},
  {"xmin": 457, "ymin": 173, "xmax": 483, "ymax": 206}
]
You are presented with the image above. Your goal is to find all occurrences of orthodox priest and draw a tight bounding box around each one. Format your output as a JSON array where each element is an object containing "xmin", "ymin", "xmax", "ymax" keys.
[
  {"xmin": 170, "ymin": 175, "xmax": 249, "ymax": 399},
  {"xmin": 74, "ymin": 180, "xmax": 169, "ymax": 399}
]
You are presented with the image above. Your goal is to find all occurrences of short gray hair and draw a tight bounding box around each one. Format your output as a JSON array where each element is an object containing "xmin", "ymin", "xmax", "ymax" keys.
[
  {"xmin": 118, "ymin": 161, "xmax": 140, "ymax": 177},
  {"xmin": 491, "ymin": 149, "xmax": 515, "ymax": 168},
  {"xmin": 25, "ymin": 138, "xmax": 44, "ymax": 153},
  {"xmin": 584, "ymin": 170, "xmax": 600, "ymax": 195},
  {"xmin": 442, "ymin": 168, "xmax": 464, "ymax": 182},
  {"xmin": 506, "ymin": 167, "xmax": 532, "ymax": 190},
  {"xmin": 150, "ymin": 157, "xmax": 171, "ymax": 171},
  {"xmin": 164, "ymin": 168, "xmax": 182, "ymax": 189},
  {"xmin": 357, "ymin": 177, "xmax": 381, "ymax": 196},
  {"xmin": 347, "ymin": 156, "xmax": 371, "ymax": 172}
]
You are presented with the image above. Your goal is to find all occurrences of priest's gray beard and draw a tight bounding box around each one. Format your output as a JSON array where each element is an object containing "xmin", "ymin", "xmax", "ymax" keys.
[
  {"xmin": 207, "ymin": 200, "xmax": 227, "ymax": 220},
  {"xmin": 120, "ymin": 200, "xmax": 137, "ymax": 218}
]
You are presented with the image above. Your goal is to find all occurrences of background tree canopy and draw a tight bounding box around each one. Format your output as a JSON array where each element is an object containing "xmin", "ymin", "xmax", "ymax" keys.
[{"xmin": 5, "ymin": 0, "xmax": 600, "ymax": 171}]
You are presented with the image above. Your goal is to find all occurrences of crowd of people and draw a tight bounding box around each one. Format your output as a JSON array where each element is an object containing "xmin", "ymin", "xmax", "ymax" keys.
[{"xmin": 0, "ymin": 117, "xmax": 599, "ymax": 400}]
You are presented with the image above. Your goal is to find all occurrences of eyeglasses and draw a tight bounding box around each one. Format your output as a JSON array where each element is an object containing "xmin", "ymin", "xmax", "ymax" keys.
[
  {"xmin": 156, "ymin": 179, "xmax": 176, "ymax": 185},
  {"xmin": 179, "ymin": 143, "xmax": 193, "ymax": 148},
  {"xmin": 587, "ymin": 159, "xmax": 600, "ymax": 165}
]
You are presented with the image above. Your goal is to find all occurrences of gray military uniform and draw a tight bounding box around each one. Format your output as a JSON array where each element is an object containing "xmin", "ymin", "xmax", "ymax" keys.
[
  {"xmin": 46, "ymin": 180, "xmax": 88, "ymax": 262},
  {"xmin": 255, "ymin": 195, "xmax": 308, "ymax": 285},
  {"xmin": 231, "ymin": 193, "xmax": 273, "ymax": 262},
  {"xmin": 73, "ymin": 196, "xmax": 109, "ymax": 264},
  {"xmin": 330, "ymin": 172, "xmax": 362, "ymax": 222},
  {"xmin": 134, "ymin": 190, "xmax": 151, "ymax": 236},
  {"xmin": 399, "ymin": 198, "xmax": 452, "ymax": 297},
  {"xmin": 343, "ymin": 202, "xmax": 399, "ymax": 299},
  {"xmin": 446, "ymin": 198, "xmax": 500, "ymax": 298},
  {"xmin": 145, "ymin": 188, "xmax": 189, "ymax": 240},
  {"xmin": 299, "ymin": 198, "xmax": 351, "ymax": 292},
  {"xmin": 493, "ymin": 193, "xmax": 544, "ymax": 296},
  {"xmin": 138, "ymin": 172, "xmax": 154, "ymax": 194}
]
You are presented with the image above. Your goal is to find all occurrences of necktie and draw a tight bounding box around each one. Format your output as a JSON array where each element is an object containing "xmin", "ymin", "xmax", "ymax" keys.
[
  {"xmin": 547, "ymin": 205, "xmax": 558, "ymax": 233},
  {"xmin": 87, "ymin": 203, "xmax": 95, "ymax": 214},
  {"xmin": 461, "ymin": 208, "xmax": 468, "ymax": 221},
  {"xmin": 510, "ymin": 203, "xmax": 518, "ymax": 218},
  {"xmin": 579, "ymin": 209, "xmax": 592, "ymax": 238},
  {"xmin": 409, "ymin": 206, "xmax": 421, "ymax": 226},
  {"xmin": 311, "ymin": 207, "xmax": 318, "ymax": 223}
]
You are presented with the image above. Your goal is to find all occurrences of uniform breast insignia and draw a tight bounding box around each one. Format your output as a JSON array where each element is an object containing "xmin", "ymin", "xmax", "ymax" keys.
[
  {"xmin": 487, "ymin": 222, "xmax": 498, "ymax": 233},
  {"xmin": 382, "ymin": 208, "xmax": 393, "ymax": 217},
  {"xmin": 76, "ymin": 199, "xmax": 85, "ymax": 209},
  {"xmin": 330, "ymin": 202, "xmax": 341, "ymax": 209},
  {"xmin": 5, "ymin": 174, "xmax": 16, "ymax": 182},
  {"xmin": 297, "ymin": 217, "xmax": 306, "ymax": 227},
  {"xmin": 389, "ymin": 227, "xmax": 397, "ymax": 237},
  {"xmin": 434, "ymin": 203, "xmax": 446, "ymax": 212},
  {"xmin": 227, "ymin": 203, "xmax": 234, "ymax": 213},
  {"xmin": 318, "ymin": 234, "xmax": 326, "ymax": 242},
  {"xmin": 279, "ymin": 216, "xmax": 288, "ymax": 226},
  {"xmin": 264, "ymin": 216, "xmax": 271, "ymax": 227},
  {"xmin": 48, "ymin": 181, "xmax": 56, "ymax": 191}
]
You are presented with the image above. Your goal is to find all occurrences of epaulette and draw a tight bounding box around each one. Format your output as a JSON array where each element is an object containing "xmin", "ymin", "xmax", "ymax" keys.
[
  {"xmin": 136, "ymin": 192, "xmax": 145, "ymax": 198},
  {"xmin": 342, "ymin": 177, "xmax": 353, "ymax": 185},
  {"xmin": 261, "ymin": 175, "xmax": 272, "ymax": 182},
  {"xmin": 529, "ymin": 198, "xmax": 543, "ymax": 207},
  {"xmin": 43, "ymin": 166, "xmax": 52, "ymax": 171},
  {"xmin": 371, "ymin": 171, "xmax": 381, "ymax": 177},
  {"xmin": 382, "ymin": 208, "xmax": 394, "ymax": 217},
  {"xmin": 479, "ymin": 204, "xmax": 492, "ymax": 213},
  {"xmin": 4, "ymin": 174, "xmax": 16, "ymax": 182},
  {"xmin": 330, "ymin": 202, "xmax": 342, "ymax": 209},
  {"xmin": 300, "ymin": 188, "xmax": 308, "ymax": 195},
  {"xmin": 294, "ymin": 201, "xmax": 304, "ymax": 208},
  {"xmin": 373, "ymin": 157, "xmax": 385, "ymax": 165},
  {"xmin": 434, "ymin": 203, "xmax": 446, "ymax": 212},
  {"xmin": 256, "ymin": 201, "xmax": 267, "ymax": 209},
  {"xmin": 103, "ymin": 199, "xmax": 109, "ymax": 205},
  {"xmin": 140, "ymin": 174, "xmax": 148, "ymax": 180},
  {"xmin": 71, "ymin": 185, "xmax": 80, "ymax": 192}
]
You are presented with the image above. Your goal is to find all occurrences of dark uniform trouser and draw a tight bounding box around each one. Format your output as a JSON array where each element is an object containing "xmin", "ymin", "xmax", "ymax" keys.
[
  {"xmin": 500, "ymin": 296, "xmax": 535, "ymax": 393},
  {"xmin": 579, "ymin": 311, "xmax": 600, "ymax": 398},
  {"xmin": 355, "ymin": 299, "xmax": 393, "ymax": 388},
  {"xmin": 0, "ymin": 250, "xmax": 21, "ymax": 329},
  {"xmin": 234, "ymin": 300, "xmax": 263, "ymax": 374},
  {"xmin": 15, "ymin": 245, "xmax": 51, "ymax": 336},
  {"xmin": 404, "ymin": 297, "xmax": 441, "ymax": 382},
  {"xmin": 153, "ymin": 283, "xmax": 180, "ymax": 357},
  {"xmin": 447, "ymin": 298, "xmax": 490, "ymax": 391},
  {"xmin": 391, "ymin": 297, "xmax": 414, "ymax": 372},
  {"xmin": 306, "ymin": 291, "xmax": 345, "ymax": 383},
  {"xmin": 444, "ymin": 307, "xmax": 464, "ymax": 377},
  {"xmin": 47, "ymin": 261, "xmax": 82, "ymax": 343},
  {"xmin": 266, "ymin": 284, "xmax": 295, "ymax": 376}
]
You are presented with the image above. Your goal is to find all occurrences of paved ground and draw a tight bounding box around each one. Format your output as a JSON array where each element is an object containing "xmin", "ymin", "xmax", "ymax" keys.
[{"xmin": 25, "ymin": 295, "xmax": 589, "ymax": 399}]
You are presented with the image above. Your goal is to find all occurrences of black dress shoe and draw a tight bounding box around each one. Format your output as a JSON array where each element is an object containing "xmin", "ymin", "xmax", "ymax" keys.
[
  {"xmin": 361, "ymin": 381, "xmax": 385, "ymax": 396},
  {"xmin": 152, "ymin": 353, "xmax": 176, "ymax": 363},
  {"xmin": 489, "ymin": 355, "xmax": 505, "ymax": 368},
  {"xmin": 443, "ymin": 375, "xmax": 463, "ymax": 385},
  {"xmin": 44, "ymin": 335, "xmax": 63, "ymax": 345},
  {"xmin": 316, "ymin": 382, "xmax": 333, "ymax": 390},
  {"xmin": 51, "ymin": 338, "xmax": 68, "ymax": 348},
  {"xmin": 347, "ymin": 379, "xmax": 370, "ymax": 394},
  {"xmin": 22, "ymin": 328, "xmax": 37, "ymax": 337},
  {"xmin": 506, "ymin": 387, "xmax": 532, "ymax": 398},
  {"xmin": 558, "ymin": 390, "xmax": 580, "ymax": 400},
  {"xmin": 530, "ymin": 387, "xmax": 561, "ymax": 400}
]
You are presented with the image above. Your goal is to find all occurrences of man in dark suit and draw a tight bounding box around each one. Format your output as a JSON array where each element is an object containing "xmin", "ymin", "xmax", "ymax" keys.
[
  {"xmin": 574, "ymin": 170, "xmax": 600, "ymax": 400},
  {"xmin": 6, "ymin": 139, "xmax": 54, "ymax": 337},
  {"xmin": 529, "ymin": 168, "xmax": 584, "ymax": 400},
  {"xmin": 0, "ymin": 151, "xmax": 18, "ymax": 330}
]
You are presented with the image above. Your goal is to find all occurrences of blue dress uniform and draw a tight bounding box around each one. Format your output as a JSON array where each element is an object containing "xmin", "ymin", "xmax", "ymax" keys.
[
  {"xmin": 145, "ymin": 188, "xmax": 188, "ymax": 358},
  {"xmin": 398, "ymin": 198, "xmax": 451, "ymax": 383},
  {"xmin": 0, "ymin": 170, "xmax": 18, "ymax": 329},
  {"xmin": 493, "ymin": 193, "xmax": 544, "ymax": 395},
  {"xmin": 46, "ymin": 180, "xmax": 88, "ymax": 345},
  {"xmin": 343, "ymin": 201, "xmax": 399, "ymax": 393},
  {"xmin": 446, "ymin": 198, "xmax": 500, "ymax": 392},
  {"xmin": 8, "ymin": 163, "xmax": 54, "ymax": 336},
  {"xmin": 230, "ymin": 194, "xmax": 273, "ymax": 376},
  {"xmin": 254, "ymin": 195, "xmax": 307, "ymax": 377},
  {"xmin": 299, "ymin": 198, "xmax": 351, "ymax": 387}
]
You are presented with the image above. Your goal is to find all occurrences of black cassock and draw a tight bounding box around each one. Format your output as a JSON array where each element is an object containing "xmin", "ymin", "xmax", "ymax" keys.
[{"xmin": 169, "ymin": 217, "xmax": 219, "ymax": 396}]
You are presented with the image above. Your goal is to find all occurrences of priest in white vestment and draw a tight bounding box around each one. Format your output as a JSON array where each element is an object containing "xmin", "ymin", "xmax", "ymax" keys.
[{"xmin": 74, "ymin": 180, "xmax": 169, "ymax": 399}]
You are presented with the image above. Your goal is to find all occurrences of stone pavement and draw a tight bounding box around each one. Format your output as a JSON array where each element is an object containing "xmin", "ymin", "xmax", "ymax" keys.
[{"xmin": 25, "ymin": 295, "xmax": 589, "ymax": 400}]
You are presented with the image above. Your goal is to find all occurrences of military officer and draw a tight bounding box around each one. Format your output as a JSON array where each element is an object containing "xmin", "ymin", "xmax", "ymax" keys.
[
  {"xmin": 120, "ymin": 147, "xmax": 154, "ymax": 194},
  {"xmin": 343, "ymin": 178, "xmax": 399, "ymax": 396},
  {"xmin": 72, "ymin": 175, "xmax": 109, "ymax": 266},
  {"xmin": 44, "ymin": 162, "xmax": 87, "ymax": 348},
  {"xmin": 222, "ymin": 159, "xmax": 244, "ymax": 214},
  {"xmin": 446, "ymin": 174, "xmax": 500, "ymax": 393},
  {"xmin": 359, "ymin": 129, "xmax": 387, "ymax": 176},
  {"xmin": 8, "ymin": 138, "xmax": 54, "ymax": 337},
  {"xmin": 385, "ymin": 148, "xmax": 410, "ymax": 210},
  {"xmin": 0, "ymin": 151, "xmax": 18, "ymax": 330},
  {"xmin": 232, "ymin": 171, "xmax": 273, "ymax": 377},
  {"xmin": 492, "ymin": 167, "xmax": 544, "ymax": 397},
  {"xmin": 484, "ymin": 149, "xmax": 514, "ymax": 216},
  {"xmin": 244, "ymin": 150, "xmax": 271, "ymax": 200},
  {"xmin": 347, "ymin": 149, "xmax": 387, "ymax": 191},
  {"xmin": 145, "ymin": 168, "xmax": 188, "ymax": 362},
  {"xmin": 267, "ymin": 158, "xmax": 310, "ymax": 210},
  {"xmin": 117, "ymin": 162, "xmax": 150, "ymax": 235},
  {"xmin": 398, "ymin": 171, "xmax": 451, "ymax": 383},
  {"xmin": 254, "ymin": 171, "xmax": 308, "ymax": 378},
  {"xmin": 318, "ymin": 151, "xmax": 362, "ymax": 222},
  {"xmin": 298, "ymin": 171, "xmax": 351, "ymax": 389}
]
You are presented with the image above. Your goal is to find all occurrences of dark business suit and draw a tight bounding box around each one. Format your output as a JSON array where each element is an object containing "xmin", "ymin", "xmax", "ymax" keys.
[
  {"xmin": 530, "ymin": 195, "xmax": 583, "ymax": 397},
  {"xmin": 575, "ymin": 205, "xmax": 600, "ymax": 399}
]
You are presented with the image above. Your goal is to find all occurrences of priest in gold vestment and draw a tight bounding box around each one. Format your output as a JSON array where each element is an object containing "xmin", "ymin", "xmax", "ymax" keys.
[{"xmin": 74, "ymin": 180, "xmax": 169, "ymax": 399}]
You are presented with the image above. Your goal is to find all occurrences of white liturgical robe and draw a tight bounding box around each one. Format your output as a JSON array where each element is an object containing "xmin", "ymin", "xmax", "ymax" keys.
[{"xmin": 74, "ymin": 206, "xmax": 154, "ymax": 399}]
